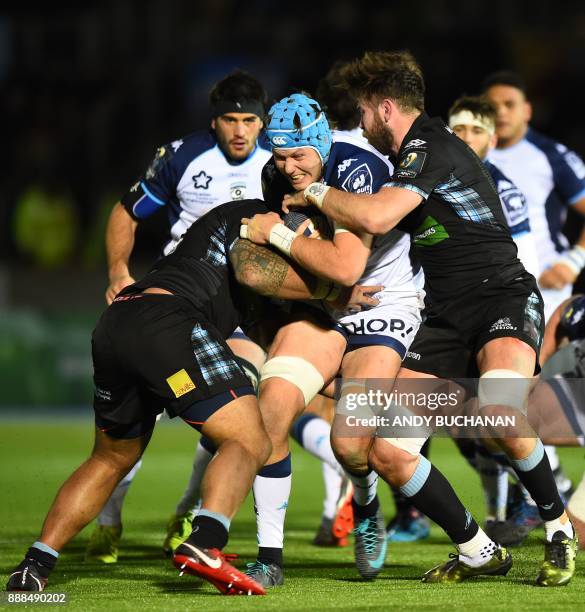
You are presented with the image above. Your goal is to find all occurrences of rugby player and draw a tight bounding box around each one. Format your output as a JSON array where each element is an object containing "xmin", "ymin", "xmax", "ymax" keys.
[
  {"xmin": 6, "ymin": 198, "xmax": 373, "ymax": 594},
  {"xmin": 285, "ymin": 51, "xmax": 578, "ymax": 586},
  {"xmin": 88, "ymin": 70, "xmax": 272, "ymax": 563},
  {"xmin": 241, "ymin": 93, "xmax": 424, "ymax": 585},
  {"xmin": 483, "ymin": 71, "xmax": 585, "ymax": 319}
]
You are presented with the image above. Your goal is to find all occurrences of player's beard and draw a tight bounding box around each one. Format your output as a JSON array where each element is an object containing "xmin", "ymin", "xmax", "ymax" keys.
[{"xmin": 363, "ymin": 114, "xmax": 393, "ymax": 156}]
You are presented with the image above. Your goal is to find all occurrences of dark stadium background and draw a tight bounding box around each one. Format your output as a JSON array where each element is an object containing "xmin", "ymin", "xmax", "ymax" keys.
[{"xmin": 1, "ymin": 0, "xmax": 585, "ymax": 406}]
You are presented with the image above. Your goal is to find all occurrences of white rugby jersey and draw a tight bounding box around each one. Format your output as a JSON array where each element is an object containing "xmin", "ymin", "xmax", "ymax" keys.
[
  {"xmin": 121, "ymin": 131, "xmax": 271, "ymax": 254},
  {"xmin": 488, "ymin": 128, "xmax": 585, "ymax": 271},
  {"xmin": 324, "ymin": 130, "xmax": 422, "ymax": 316}
]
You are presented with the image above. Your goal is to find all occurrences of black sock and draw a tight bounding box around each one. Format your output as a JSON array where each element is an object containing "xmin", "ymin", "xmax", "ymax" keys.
[
  {"xmin": 25, "ymin": 547, "xmax": 58, "ymax": 579},
  {"xmin": 511, "ymin": 441, "xmax": 564, "ymax": 521},
  {"xmin": 403, "ymin": 459, "xmax": 479, "ymax": 544},
  {"xmin": 352, "ymin": 494, "xmax": 380, "ymax": 520},
  {"xmin": 186, "ymin": 515, "xmax": 228, "ymax": 550},
  {"xmin": 258, "ymin": 546, "xmax": 283, "ymax": 567}
]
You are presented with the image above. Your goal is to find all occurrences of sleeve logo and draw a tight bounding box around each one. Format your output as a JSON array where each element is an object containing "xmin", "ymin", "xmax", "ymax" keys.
[{"xmin": 395, "ymin": 151, "xmax": 427, "ymax": 179}]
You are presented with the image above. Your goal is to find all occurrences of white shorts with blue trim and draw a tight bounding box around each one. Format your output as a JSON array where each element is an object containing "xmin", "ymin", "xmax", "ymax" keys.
[{"xmin": 337, "ymin": 290, "xmax": 424, "ymax": 359}]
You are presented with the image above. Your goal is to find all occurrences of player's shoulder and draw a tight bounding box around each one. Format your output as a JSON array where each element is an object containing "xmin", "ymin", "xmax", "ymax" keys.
[
  {"xmin": 326, "ymin": 130, "xmax": 392, "ymax": 191},
  {"xmin": 525, "ymin": 127, "xmax": 579, "ymax": 161},
  {"xmin": 171, "ymin": 130, "xmax": 217, "ymax": 159}
]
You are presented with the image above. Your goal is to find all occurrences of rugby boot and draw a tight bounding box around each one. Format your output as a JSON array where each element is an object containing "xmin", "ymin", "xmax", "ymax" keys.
[
  {"xmin": 245, "ymin": 560, "xmax": 284, "ymax": 588},
  {"xmin": 174, "ymin": 542, "xmax": 266, "ymax": 595},
  {"xmin": 536, "ymin": 530, "xmax": 578, "ymax": 587},
  {"xmin": 422, "ymin": 546, "xmax": 511, "ymax": 583},
  {"xmin": 6, "ymin": 559, "xmax": 48, "ymax": 592},
  {"xmin": 387, "ymin": 507, "xmax": 431, "ymax": 542},
  {"xmin": 354, "ymin": 509, "xmax": 388, "ymax": 580},
  {"xmin": 162, "ymin": 511, "xmax": 195, "ymax": 556},
  {"xmin": 84, "ymin": 524, "xmax": 122, "ymax": 564}
]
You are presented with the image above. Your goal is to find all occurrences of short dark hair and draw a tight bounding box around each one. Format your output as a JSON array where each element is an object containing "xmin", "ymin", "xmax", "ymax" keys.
[
  {"xmin": 448, "ymin": 95, "xmax": 496, "ymax": 126},
  {"xmin": 209, "ymin": 70, "xmax": 267, "ymax": 111},
  {"xmin": 481, "ymin": 71, "xmax": 527, "ymax": 96},
  {"xmin": 340, "ymin": 50, "xmax": 425, "ymax": 113},
  {"xmin": 316, "ymin": 61, "xmax": 361, "ymax": 131}
]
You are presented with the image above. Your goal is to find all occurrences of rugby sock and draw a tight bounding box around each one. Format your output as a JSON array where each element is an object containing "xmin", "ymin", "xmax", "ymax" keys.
[
  {"xmin": 390, "ymin": 439, "xmax": 431, "ymax": 513},
  {"xmin": 475, "ymin": 449, "xmax": 509, "ymax": 522},
  {"xmin": 509, "ymin": 440, "xmax": 565, "ymax": 521},
  {"xmin": 322, "ymin": 462, "xmax": 343, "ymax": 520},
  {"xmin": 347, "ymin": 470, "xmax": 378, "ymax": 506},
  {"xmin": 352, "ymin": 494, "xmax": 380, "ymax": 520},
  {"xmin": 545, "ymin": 515, "xmax": 574, "ymax": 541},
  {"xmin": 291, "ymin": 413, "xmax": 345, "ymax": 475},
  {"xmin": 456, "ymin": 529, "xmax": 498, "ymax": 568},
  {"xmin": 187, "ymin": 510, "xmax": 230, "ymax": 550},
  {"xmin": 253, "ymin": 454, "xmax": 291, "ymax": 568},
  {"xmin": 291, "ymin": 413, "xmax": 345, "ymax": 519},
  {"xmin": 400, "ymin": 456, "xmax": 480, "ymax": 544},
  {"xmin": 175, "ymin": 440, "xmax": 215, "ymax": 515},
  {"xmin": 544, "ymin": 445, "xmax": 560, "ymax": 471},
  {"xmin": 97, "ymin": 459, "xmax": 142, "ymax": 527},
  {"xmin": 26, "ymin": 543, "xmax": 59, "ymax": 579}
]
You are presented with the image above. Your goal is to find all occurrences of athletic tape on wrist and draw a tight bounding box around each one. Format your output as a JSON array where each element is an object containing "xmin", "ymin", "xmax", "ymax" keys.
[
  {"xmin": 269, "ymin": 223, "xmax": 297, "ymax": 256},
  {"xmin": 557, "ymin": 245, "xmax": 585, "ymax": 276},
  {"xmin": 304, "ymin": 183, "xmax": 330, "ymax": 209},
  {"xmin": 240, "ymin": 224, "xmax": 248, "ymax": 239}
]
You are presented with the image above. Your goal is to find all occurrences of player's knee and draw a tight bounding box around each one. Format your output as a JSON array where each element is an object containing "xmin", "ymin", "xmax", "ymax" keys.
[
  {"xmin": 369, "ymin": 438, "xmax": 423, "ymax": 486},
  {"xmin": 331, "ymin": 437, "xmax": 369, "ymax": 473},
  {"xmin": 478, "ymin": 369, "xmax": 531, "ymax": 413},
  {"xmin": 260, "ymin": 356, "xmax": 324, "ymax": 407}
]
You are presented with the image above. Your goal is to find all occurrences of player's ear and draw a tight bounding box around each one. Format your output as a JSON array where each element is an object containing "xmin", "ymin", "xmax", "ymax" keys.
[
  {"xmin": 524, "ymin": 101, "xmax": 532, "ymax": 123},
  {"xmin": 380, "ymin": 99, "xmax": 392, "ymax": 124},
  {"xmin": 489, "ymin": 132, "xmax": 498, "ymax": 149},
  {"xmin": 211, "ymin": 118, "xmax": 217, "ymax": 130}
]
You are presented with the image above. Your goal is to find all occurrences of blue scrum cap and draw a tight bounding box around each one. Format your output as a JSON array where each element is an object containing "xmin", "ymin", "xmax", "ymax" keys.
[{"xmin": 266, "ymin": 93, "xmax": 332, "ymax": 163}]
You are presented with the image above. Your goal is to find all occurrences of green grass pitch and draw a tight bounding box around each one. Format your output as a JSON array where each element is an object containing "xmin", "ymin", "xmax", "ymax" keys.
[{"xmin": 1, "ymin": 417, "xmax": 583, "ymax": 610}]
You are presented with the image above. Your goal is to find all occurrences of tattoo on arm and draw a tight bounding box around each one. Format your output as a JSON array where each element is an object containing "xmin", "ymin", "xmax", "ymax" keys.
[{"xmin": 230, "ymin": 239, "xmax": 290, "ymax": 296}]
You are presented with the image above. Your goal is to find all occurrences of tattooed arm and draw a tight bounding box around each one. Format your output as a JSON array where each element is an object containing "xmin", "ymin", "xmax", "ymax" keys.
[{"xmin": 229, "ymin": 238, "xmax": 319, "ymax": 299}]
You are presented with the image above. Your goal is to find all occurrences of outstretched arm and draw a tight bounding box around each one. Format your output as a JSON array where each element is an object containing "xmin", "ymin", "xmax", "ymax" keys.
[{"xmin": 283, "ymin": 185, "xmax": 423, "ymax": 235}]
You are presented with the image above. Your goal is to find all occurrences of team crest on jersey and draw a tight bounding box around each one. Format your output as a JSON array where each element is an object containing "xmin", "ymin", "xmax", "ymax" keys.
[
  {"xmin": 341, "ymin": 163, "xmax": 373, "ymax": 194},
  {"xmin": 395, "ymin": 151, "xmax": 427, "ymax": 179},
  {"xmin": 337, "ymin": 158, "xmax": 358, "ymax": 178},
  {"xmin": 230, "ymin": 182, "xmax": 246, "ymax": 200},
  {"xmin": 193, "ymin": 170, "xmax": 212, "ymax": 189},
  {"xmin": 146, "ymin": 145, "xmax": 174, "ymax": 180}
]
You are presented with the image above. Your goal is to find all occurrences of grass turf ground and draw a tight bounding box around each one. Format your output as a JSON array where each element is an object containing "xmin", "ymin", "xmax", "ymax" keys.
[{"xmin": 0, "ymin": 417, "xmax": 583, "ymax": 611}]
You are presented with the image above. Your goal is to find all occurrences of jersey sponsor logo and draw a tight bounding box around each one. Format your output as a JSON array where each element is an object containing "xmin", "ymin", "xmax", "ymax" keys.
[
  {"xmin": 146, "ymin": 145, "xmax": 173, "ymax": 180},
  {"xmin": 488, "ymin": 317, "xmax": 518, "ymax": 333},
  {"xmin": 342, "ymin": 316, "xmax": 414, "ymax": 338},
  {"xmin": 413, "ymin": 215, "xmax": 449, "ymax": 246},
  {"xmin": 404, "ymin": 139, "xmax": 427, "ymax": 149},
  {"xmin": 230, "ymin": 182, "xmax": 246, "ymax": 200},
  {"xmin": 166, "ymin": 368, "xmax": 196, "ymax": 398},
  {"xmin": 395, "ymin": 151, "xmax": 427, "ymax": 179},
  {"xmin": 271, "ymin": 136, "xmax": 287, "ymax": 145},
  {"xmin": 341, "ymin": 163, "xmax": 373, "ymax": 194},
  {"xmin": 337, "ymin": 157, "xmax": 358, "ymax": 178},
  {"xmin": 193, "ymin": 170, "xmax": 213, "ymax": 189}
]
